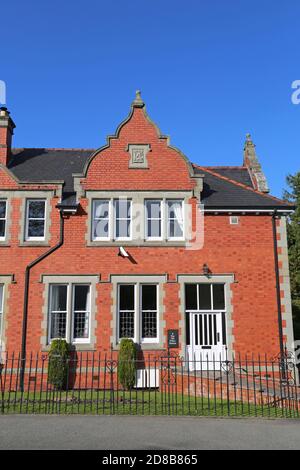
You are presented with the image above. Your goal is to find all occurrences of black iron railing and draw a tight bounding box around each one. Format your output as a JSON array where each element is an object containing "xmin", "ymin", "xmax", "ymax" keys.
[{"xmin": 0, "ymin": 350, "xmax": 299, "ymax": 417}]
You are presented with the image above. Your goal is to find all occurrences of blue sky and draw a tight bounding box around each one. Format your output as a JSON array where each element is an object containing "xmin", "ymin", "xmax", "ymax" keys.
[{"xmin": 1, "ymin": 0, "xmax": 299, "ymax": 197}]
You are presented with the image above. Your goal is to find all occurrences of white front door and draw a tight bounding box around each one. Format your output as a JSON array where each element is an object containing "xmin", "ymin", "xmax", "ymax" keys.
[{"xmin": 186, "ymin": 312, "xmax": 226, "ymax": 370}]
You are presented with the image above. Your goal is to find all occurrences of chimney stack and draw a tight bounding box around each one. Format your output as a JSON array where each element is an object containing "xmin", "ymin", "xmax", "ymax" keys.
[{"xmin": 0, "ymin": 107, "xmax": 16, "ymax": 166}]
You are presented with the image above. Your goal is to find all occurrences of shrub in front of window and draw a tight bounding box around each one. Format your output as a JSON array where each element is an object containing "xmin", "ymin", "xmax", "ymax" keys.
[
  {"xmin": 117, "ymin": 338, "xmax": 137, "ymax": 390},
  {"xmin": 48, "ymin": 339, "xmax": 71, "ymax": 390}
]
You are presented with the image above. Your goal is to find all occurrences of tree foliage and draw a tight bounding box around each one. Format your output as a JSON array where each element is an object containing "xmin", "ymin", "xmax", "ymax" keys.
[
  {"xmin": 48, "ymin": 339, "xmax": 71, "ymax": 390},
  {"xmin": 283, "ymin": 172, "xmax": 300, "ymax": 339},
  {"xmin": 117, "ymin": 338, "xmax": 137, "ymax": 390}
]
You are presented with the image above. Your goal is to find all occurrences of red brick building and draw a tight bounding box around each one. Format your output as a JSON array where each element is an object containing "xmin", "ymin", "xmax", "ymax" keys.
[{"xmin": 0, "ymin": 91, "xmax": 295, "ymax": 369}]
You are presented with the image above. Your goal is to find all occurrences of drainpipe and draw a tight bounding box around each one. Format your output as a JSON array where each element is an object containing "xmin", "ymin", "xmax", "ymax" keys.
[
  {"xmin": 272, "ymin": 210, "xmax": 285, "ymax": 362},
  {"xmin": 19, "ymin": 210, "xmax": 65, "ymax": 391}
]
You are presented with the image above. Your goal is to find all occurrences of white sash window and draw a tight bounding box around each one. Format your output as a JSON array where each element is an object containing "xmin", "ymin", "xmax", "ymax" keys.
[
  {"xmin": 167, "ymin": 200, "xmax": 184, "ymax": 240},
  {"xmin": 49, "ymin": 284, "xmax": 91, "ymax": 344},
  {"xmin": 0, "ymin": 200, "xmax": 7, "ymax": 240},
  {"xmin": 118, "ymin": 284, "xmax": 158, "ymax": 343},
  {"xmin": 25, "ymin": 199, "xmax": 46, "ymax": 240},
  {"xmin": 145, "ymin": 200, "xmax": 162, "ymax": 239},
  {"xmin": 115, "ymin": 199, "xmax": 132, "ymax": 240},
  {"xmin": 92, "ymin": 200, "xmax": 110, "ymax": 240}
]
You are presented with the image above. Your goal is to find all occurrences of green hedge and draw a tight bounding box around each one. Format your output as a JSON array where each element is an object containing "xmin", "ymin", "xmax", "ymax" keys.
[
  {"xmin": 117, "ymin": 339, "xmax": 137, "ymax": 390},
  {"xmin": 48, "ymin": 339, "xmax": 71, "ymax": 390}
]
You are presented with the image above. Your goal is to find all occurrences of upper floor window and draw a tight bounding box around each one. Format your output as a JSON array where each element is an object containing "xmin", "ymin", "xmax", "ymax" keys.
[
  {"xmin": 90, "ymin": 197, "xmax": 186, "ymax": 243},
  {"xmin": 25, "ymin": 199, "xmax": 46, "ymax": 241},
  {"xmin": 0, "ymin": 200, "xmax": 7, "ymax": 240},
  {"xmin": 0, "ymin": 284, "xmax": 3, "ymax": 336},
  {"xmin": 92, "ymin": 198, "xmax": 132, "ymax": 241},
  {"xmin": 167, "ymin": 200, "xmax": 184, "ymax": 240},
  {"xmin": 49, "ymin": 283, "xmax": 91, "ymax": 344},
  {"xmin": 145, "ymin": 200, "xmax": 162, "ymax": 240},
  {"xmin": 93, "ymin": 200, "xmax": 110, "ymax": 240},
  {"xmin": 115, "ymin": 199, "xmax": 132, "ymax": 239}
]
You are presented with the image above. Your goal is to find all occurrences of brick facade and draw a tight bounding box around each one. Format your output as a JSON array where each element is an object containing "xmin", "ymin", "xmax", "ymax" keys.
[{"xmin": 0, "ymin": 94, "xmax": 295, "ymax": 365}]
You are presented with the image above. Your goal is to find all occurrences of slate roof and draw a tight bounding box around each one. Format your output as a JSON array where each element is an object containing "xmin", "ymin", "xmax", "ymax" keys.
[
  {"xmin": 194, "ymin": 166, "xmax": 293, "ymax": 210},
  {"xmin": 204, "ymin": 167, "xmax": 253, "ymax": 188},
  {"xmin": 5, "ymin": 148, "xmax": 293, "ymax": 210},
  {"xmin": 9, "ymin": 148, "xmax": 93, "ymax": 192}
]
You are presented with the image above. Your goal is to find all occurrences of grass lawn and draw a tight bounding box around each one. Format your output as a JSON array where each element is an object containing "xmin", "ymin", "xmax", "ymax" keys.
[{"xmin": 0, "ymin": 389, "xmax": 297, "ymax": 418}]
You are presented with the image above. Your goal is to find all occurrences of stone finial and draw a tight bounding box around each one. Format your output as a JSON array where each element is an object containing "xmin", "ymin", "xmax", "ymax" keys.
[
  {"xmin": 132, "ymin": 90, "xmax": 144, "ymax": 107},
  {"xmin": 243, "ymin": 133, "xmax": 269, "ymax": 193}
]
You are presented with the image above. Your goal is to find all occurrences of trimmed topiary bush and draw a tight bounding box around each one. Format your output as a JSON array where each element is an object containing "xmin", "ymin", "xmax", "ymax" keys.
[
  {"xmin": 117, "ymin": 339, "xmax": 137, "ymax": 390},
  {"xmin": 48, "ymin": 339, "xmax": 71, "ymax": 390}
]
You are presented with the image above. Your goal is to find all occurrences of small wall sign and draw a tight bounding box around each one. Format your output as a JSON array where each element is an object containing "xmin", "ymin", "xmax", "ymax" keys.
[{"xmin": 168, "ymin": 329, "xmax": 179, "ymax": 348}]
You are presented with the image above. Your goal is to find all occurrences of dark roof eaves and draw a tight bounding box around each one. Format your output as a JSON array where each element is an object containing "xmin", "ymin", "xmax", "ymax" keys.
[{"xmin": 203, "ymin": 205, "xmax": 295, "ymax": 211}]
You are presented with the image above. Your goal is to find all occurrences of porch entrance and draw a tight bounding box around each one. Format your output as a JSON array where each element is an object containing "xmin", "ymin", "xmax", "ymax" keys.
[
  {"xmin": 186, "ymin": 311, "xmax": 226, "ymax": 370},
  {"xmin": 184, "ymin": 283, "xmax": 227, "ymax": 370}
]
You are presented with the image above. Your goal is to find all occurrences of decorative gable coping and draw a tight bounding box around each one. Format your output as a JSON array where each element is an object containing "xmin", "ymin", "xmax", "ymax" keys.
[{"xmin": 73, "ymin": 91, "xmax": 204, "ymax": 201}]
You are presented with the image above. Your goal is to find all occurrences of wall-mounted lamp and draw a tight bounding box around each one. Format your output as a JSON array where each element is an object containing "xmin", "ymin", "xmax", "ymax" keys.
[{"xmin": 202, "ymin": 263, "xmax": 211, "ymax": 276}]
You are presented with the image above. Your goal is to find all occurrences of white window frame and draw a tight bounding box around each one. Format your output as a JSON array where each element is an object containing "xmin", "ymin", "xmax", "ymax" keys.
[
  {"xmin": 117, "ymin": 283, "xmax": 159, "ymax": 344},
  {"xmin": 71, "ymin": 284, "xmax": 91, "ymax": 344},
  {"xmin": 114, "ymin": 199, "xmax": 132, "ymax": 241},
  {"xmin": 48, "ymin": 284, "xmax": 69, "ymax": 344},
  {"xmin": 230, "ymin": 215, "xmax": 239, "ymax": 225},
  {"xmin": 185, "ymin": 283, "xmax": 227, "ymax": 313},
  {"xmin": 92, "ymin": 199, "xmax": 111, "ymax": 241},
  {"xmin": 145, "ymin": 199, "xmax": 163, "ymax": 241},
  {"xmin": 117, "ymin": 284, "xmax": 136, "ymax": 341},
  {"xmin": 140, "ymin": 284, "xmax": 159, "ymax": 344},
  {"xmin": 48, "ymin": 283, "xmax": 91, "ymax": 345},
  {"xmin": 25, "ymin": 199, "xmax": 46, "ymax": 241},
  {"xmin": 167, "ymin": 199, "xmax": 185, "ymax": 241},
  {"xmin": 0, "ymin": 200, "xmax": 7, "ymax": 241}
]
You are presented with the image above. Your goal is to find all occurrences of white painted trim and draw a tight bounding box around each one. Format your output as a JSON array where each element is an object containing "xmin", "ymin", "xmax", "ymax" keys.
[
  {"xmin": 71, "ymin": 284, "xmax": 91, "ymax": 344},
  {"xmin": 117, "ymin": 282, "xmax": 160, "ymax": 345},
  {"xmin": 167, "ymin": 199, "xmax": 185, "ymax": 241},
  {"xmin": 46, "ymin": 278, "xmax": 97, "ymax": 346},
  {"xmin": 144, "ymin": 199, "xmax": 163, "ymax": 241},
  {"xmin": 140, "ymin": 283, "xmax": 159, "ymax": 344},
  {"xmin": 0, "ymin": 199, "xmax": 7, "ymax": 241},
  {"xmin": 114, "ymin": 198, "xmax": 132, "ymax": 241},
  {"xmin": 92, "ymin": 199, "xmax": 111, "ymax": 241},
  {"xmin": 25, "ymin": 198, "xmax": 46, "ymax": 241}
]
